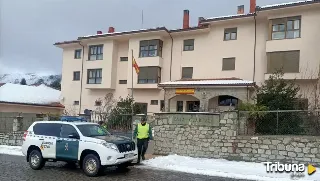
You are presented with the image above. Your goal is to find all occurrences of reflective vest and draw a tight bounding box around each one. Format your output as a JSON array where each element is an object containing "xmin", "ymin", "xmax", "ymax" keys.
[{"xmin": 137, "ymin": 123, "xmax": 150, "ymax": 139}]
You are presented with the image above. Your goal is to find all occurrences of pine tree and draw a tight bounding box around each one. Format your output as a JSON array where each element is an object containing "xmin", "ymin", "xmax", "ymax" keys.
[
  {"xmin": 20, "ymin": 78, "xmax": 27, "ymax": 85},
  {"xmin": 49, "ymin": 79, "xmax": 61, "ymax": 90},
  {"xmin": 256, "ymin": 71, "xmax": 303, "ymax": 134}
]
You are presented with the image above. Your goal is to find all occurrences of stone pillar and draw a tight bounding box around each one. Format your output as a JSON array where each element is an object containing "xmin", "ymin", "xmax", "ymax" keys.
[
  {"xmin": 200, "ymin": 99, "xmax": 209, "ymax": 112},
  {"xmin": 199, "ymin": 91, "xmax": 209, "ymax": 112},
  {"xmin": 164, "ymin": 89, "xmax": 170, "ymax": 112},
  {"xmin": 13, "ymin": 116, "xmax": 23, "ymax": 132}
]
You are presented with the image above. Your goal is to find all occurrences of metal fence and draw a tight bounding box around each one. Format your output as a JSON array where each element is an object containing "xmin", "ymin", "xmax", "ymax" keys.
[
  {"xmin": 238, "ymin": 110, "xmax": 320, "ymax": 136},
  {"xmin": 89, "ymin": 111, "xmax": 156, "ymax": 138}
]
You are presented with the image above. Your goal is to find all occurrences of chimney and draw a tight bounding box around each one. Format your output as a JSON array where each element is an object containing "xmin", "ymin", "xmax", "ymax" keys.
[
  {"xmin": 198, "ymin": 17, "xmax": 204, "ymax": 27},
  {"xmin": 97, "ymin": 31, "xmax": 102, "ymax": 34},
  {"xmin": 250, "ymin": 0, "xmax": 256, "ymax": 13},
  {"xmin": 237, "ymin": 5, "xmax": 244, "ymax": 14},
  {"xmin": 108, "ymin": 27, "xmax": 115, "ymax": 33},
  {"xmin": 183, "ymin": 10, "xmax": 190, "ymax": 29}
]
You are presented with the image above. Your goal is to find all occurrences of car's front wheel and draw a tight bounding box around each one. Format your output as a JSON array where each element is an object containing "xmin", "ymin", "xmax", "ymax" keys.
[
  {"xmin": 82, "ymin": 154, "xmax": 101, "ymax": 177},
  {"xmin": 28, "ymin": 149, "xmax": 45, "ymax": 170}
]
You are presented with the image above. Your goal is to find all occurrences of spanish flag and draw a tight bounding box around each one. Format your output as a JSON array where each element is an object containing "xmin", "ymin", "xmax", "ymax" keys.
[{"xmin": 132, "ymin": 57, "xmax": 140, "ymax": 74}]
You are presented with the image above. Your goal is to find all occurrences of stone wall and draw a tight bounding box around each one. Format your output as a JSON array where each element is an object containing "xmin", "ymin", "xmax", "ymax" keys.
[
  {"xmin": 153, "ymin": 112, "xmax": 320, "ymax": 166},
  {"xmin": 0, "ymin": 132, "xmax": 24, "ymax": 146}
]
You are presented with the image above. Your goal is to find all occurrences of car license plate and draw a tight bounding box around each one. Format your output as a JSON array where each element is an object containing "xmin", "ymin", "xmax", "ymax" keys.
[{"xmin": 125, "ymin": 153, "xmax": 134, "ymax": 158}]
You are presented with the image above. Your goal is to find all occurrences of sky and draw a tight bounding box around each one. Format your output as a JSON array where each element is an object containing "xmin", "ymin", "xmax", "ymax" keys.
[{"xmin": 0, "ymin": 0, "xmax": 298, "ymax": 74}]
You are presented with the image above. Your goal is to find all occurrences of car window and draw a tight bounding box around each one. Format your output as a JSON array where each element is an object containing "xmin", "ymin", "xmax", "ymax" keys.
[
  {"xmin": 33, "ymin": 123, "xmax": 61, "ymax": 137},
  {"xmin": 77, "ymin": 124, "xmax": 110, "ymax": 137},
  {"xmin": 60, "ymin": 124, "xmax": 79, "ymax": 138}
]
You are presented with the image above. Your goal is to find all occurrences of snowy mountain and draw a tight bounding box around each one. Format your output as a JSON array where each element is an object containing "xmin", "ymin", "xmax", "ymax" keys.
[{"xmin": 0, "ymin": 73, "xmax": 61, "ymax": 85}]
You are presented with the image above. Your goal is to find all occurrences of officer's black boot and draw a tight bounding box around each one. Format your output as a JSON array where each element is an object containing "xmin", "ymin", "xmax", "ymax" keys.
[{"xmin": 137, "ymin": 155, "xmax": 141, "ymax": 164}]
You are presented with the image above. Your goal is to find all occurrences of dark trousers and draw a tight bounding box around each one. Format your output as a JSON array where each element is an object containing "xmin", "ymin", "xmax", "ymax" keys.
[{"xmin": 137, "ymin": 138, "xmax": 149, "ymax": 162}]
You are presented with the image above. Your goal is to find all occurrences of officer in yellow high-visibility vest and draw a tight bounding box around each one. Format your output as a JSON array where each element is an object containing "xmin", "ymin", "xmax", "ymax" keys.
[{"xmin": 133, "ymin": 117, "xmax": 153, "ymax": 163}]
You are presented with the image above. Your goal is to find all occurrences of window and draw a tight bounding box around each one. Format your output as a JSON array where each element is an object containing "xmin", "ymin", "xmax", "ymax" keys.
[
  {"xmin": 267, "ymin": 50, "xmax": 300, "ymax": 73},
  {"xmin": 73, "ymin": 101, "xmax": 79, "ymax": 105},
  {"xmin": 224, "ymin": 28, "xmax": 237, "ymax": 41},
  {"xmin": 73, "ymin": 71, "xmax": 80, "ymax": 81},
  {"xmin": 218, "ymin": 96, "xmax": 238, "ymax": 106},
  {"xmin": 181, "ymin": 67, "xmax": 193, "ymax": 79},
  {"xmin": 136, "ymin": 103, "xmax": 148, "ymax": 114},
  {"xmin": 177, "ymin": 101, "xmax": 183, "ymax": 112},
  {"xmin": 120, "ymin": 57, "xmax": 128, "ymax": 61},
  {"xmin": 87, "ymin": 69, "xmax": 102, "ymax": 84},
  {"xmin": 160, "ymin": 100, "xmax": 165, "ymax": 111},
  {"xmin": 183, "ymin": 39, "xmax": 194, "ymax": 51},
  {"xmin": 60, "ymin": 124, "xmax": 79, "ymax": 138},
  {"xmin": 138, "ymin": 67, "xmax": 161, "ymax": 84},
  {"xmin": 139, "ymin": 39, "xmax": 163, "ymax": 57},
  {"xmin": 119, "ymin": 80, "xmax": 127, "ymax": 84},
  {"xmin": 77, "ymin": 124, "xmax": 110, "ymax": 137},
  {"xmin": 95, "ymin": 100, "xmax": 102, "ymax": 106},
  {"xmin": 33, "ymin": 123, "xmax": 61, "ymax": 137},
  {"xmin": 151, "ymin": 100, "xmax": 158, "ymax": 105},
  {"xmin": 74, "ymin": 49, "xmax": 82, "ymax": 59},
  {"xmin": 88, "ymin": 45, "xmax": 103, "ymax": 60},
  {"xmin": 270, "ymin": 16, "xmax": 301, "ymax": 40},
  {"xmin": 222, "ymin": 58, "xmax": 236, "ymax": 71}
]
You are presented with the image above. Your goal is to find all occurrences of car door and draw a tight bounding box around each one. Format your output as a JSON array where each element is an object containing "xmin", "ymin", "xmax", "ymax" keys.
[
  {"xmin": 56, "ymin": 124, "xmax": 80, "ymax": 161},
  {"xmin": 33, "ymin": 123, "xmax": 60, "ymax": 159}
]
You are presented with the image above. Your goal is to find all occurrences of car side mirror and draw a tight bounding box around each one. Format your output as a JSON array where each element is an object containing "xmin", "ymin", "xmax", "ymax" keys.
[{"xmin": 68, "ymin": 133, "xmax": 80, "ymax": 139}]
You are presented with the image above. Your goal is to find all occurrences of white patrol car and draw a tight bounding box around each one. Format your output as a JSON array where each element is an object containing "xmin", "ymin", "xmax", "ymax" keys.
[{"xmin": 22, "ymin": 121, "xmax": 138, "ymax": 177}]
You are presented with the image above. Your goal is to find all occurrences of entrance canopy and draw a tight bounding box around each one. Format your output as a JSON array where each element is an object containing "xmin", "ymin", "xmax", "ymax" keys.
[
  {"xmin": 158, "ymin": 78, "xmax": 256, "ymax": 112},
  {"xmin": 159, "ymin": 78, "xmax": 254, "ymax": 87}
]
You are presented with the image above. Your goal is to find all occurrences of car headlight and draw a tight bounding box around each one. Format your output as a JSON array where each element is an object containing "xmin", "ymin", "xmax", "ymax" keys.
[{"xmin": 102, "ymin": 142, "xmax": 118, "ymax": 152}]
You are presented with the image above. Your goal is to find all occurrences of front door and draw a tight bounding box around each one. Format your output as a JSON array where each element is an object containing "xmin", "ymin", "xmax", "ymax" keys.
[
  {"xmin": 56, "ymin": 124, "xmax": 79, "ymax": 161},
  {"xmin": 186, "ymin": 101, "xmax": 200, "ymax": 112}
]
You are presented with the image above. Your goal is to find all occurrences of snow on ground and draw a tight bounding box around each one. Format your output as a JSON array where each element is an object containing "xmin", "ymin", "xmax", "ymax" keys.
[
  {"xmin": 0, "ymin": 83, "xmax": 61, "ymax": 105},
  {"xmin": 0, "ymin": 145, "xmax": 23, "ymax": 156},
  {"xmin": 142, "ymin": 155, "xmax": 320, "ymax": 181}
]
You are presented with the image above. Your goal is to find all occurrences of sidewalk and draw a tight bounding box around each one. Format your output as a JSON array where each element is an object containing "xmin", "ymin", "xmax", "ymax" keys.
[{"xmin": 141, "ymin": 154, "xmax": 320, "ymax": 181}]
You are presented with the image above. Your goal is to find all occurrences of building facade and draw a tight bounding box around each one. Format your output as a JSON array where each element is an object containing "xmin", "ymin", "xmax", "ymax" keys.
[{"xmin": 55, "ymin": 0, "xmax": 320, "ymax": 114}]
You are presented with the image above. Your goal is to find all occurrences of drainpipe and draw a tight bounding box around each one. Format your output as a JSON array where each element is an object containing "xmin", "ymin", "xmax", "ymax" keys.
[
  {"xmin": 253, "ymin": 11, "xmax": 257, "ymax": 82},
  {"xmin": 165, "ymin": 29, "xmax": 174, "ymax": 81},
  {"xmin": 78, "ymin": 41, "xmax": 85, "ymax": 115}
]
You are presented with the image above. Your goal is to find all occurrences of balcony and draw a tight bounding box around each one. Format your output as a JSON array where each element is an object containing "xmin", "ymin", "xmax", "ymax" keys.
[
  {"xmin": 85, "ymin": 83, "xmax": 110, "ymax": 89},
  {"xmin": 137, "ymin": 56, "xmax": 163, "ymax": 67}
]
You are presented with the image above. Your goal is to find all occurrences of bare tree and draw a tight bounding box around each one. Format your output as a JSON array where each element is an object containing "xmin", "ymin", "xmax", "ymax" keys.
[
  {"xmin": 94, "ymin": 93, "xmax": 116, "ymax": 123},
  {"xmin": 296, "ymin": 62, "xmax": 320, "ymax": 110},
  {"xmin": 63, "ymin": 105, "xmax": 78, "ymax": 116}
]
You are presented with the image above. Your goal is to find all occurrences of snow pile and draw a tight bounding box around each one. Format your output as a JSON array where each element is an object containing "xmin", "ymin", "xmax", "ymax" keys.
[
  {"xmin": 0, "ymin": 83, "xmax": 61, "ymax": 105},
  {"xmin": 142, "ymin": 155, "xmax": 320, "ymax": 181},
  {"xmin": 204, "ymin": 13, "xmax": 254, "ymax": 21},
  {"xmin": 261, "ymin": 0, "xmax": 315, "ymax": 8},
  {"xmin": 0, "ymin": 145, "xmax": 23, "ymax": 156},
  {"xmin": 0, "ymin": 73, "xmax": 61, "ymax": 85}
]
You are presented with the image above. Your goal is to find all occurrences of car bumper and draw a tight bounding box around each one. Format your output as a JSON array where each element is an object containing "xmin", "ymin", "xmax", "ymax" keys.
[{"xmin": 100, "ymin": 151, "xmax": 138, "ymax": 166}]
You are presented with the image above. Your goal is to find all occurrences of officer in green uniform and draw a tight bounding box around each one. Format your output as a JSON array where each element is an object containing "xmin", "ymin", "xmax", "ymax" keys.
[{"xmin": 133, "ymin": 117, "xmax": 153, "ymax": 163}]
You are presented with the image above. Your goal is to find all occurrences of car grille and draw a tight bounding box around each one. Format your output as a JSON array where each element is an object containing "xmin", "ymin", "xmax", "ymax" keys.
[{"xmin": 117, "ymin": 142, "xmax": 135, "ymax": 153}]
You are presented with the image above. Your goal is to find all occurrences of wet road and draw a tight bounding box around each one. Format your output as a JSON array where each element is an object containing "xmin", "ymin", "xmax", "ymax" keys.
[{"xmin": 0, "ymin": 154, "xmax": 250, "ymax": 181}]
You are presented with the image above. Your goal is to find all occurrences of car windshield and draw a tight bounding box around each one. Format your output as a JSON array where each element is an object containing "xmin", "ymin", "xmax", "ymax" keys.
[{"xmin": 76, "ymin": 124, "xmax": 110, "ymax": 137}]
